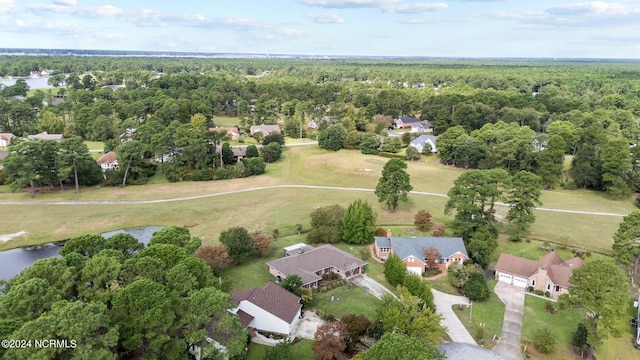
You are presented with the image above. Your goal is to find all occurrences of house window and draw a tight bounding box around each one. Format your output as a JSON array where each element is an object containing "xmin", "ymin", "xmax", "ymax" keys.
[
  {"xmin": 438, "ymin": 258, "xmax": 445, "ymax": 264},
  {"xmin": 408, "ymin": 256, "xmax": 414, "ymax": 263},
  {"xmin": 531, "ymin": 280, "xmax": 536, "ymax": 286},
  {"xmin": 555, "ymin": 285, "xmax": 560, "ymax": 292},
  {"xmin": 546, "ymin": 284, "xmax": 551, "ymax": 291}
]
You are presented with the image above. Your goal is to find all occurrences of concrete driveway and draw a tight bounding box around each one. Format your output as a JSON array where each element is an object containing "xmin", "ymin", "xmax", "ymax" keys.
[
  {"xmin": 492, "ymin": 282, "xmax": 525, "ymax": 360},
  {"xmin": 290, "ymin": 309, "xmax": 324, "ymax": 339},
  {"xmin": 432, "ymin": 289, "xmax": 477, "ymax": 345},
  {"xmin": 351, "ymin": 274, "xmax": 396, "ymax": 300}
]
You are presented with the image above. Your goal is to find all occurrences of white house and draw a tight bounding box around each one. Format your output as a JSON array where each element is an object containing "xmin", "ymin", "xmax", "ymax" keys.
[
  {"xmin": 231, "ymin": 282, "xmax": 302, "ymax": 336},
  {"xmin": 409, "ymin": 134, "xmax": 438, "ymax": 153},
  {"xmin": 96, "ymin": 151, "xmax": 118, "ymax": 171}
]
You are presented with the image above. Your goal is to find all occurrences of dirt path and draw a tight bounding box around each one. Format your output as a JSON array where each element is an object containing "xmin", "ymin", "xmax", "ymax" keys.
[{"xmin": 0, "ymin": 184, "xmax": 628, "ymax": 217}]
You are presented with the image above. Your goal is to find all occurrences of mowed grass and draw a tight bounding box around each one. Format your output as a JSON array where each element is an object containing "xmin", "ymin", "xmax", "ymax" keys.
[
  {"xmin": 0, "ymin": 145, "xmax": 634, "ymax": 256},
  {"xmin": 213, "ymin": 116, "xmax": 241, "ymax": 127},
  {"xmin": 246, "ymin": 339, "xmax": 313, "ymax": 360},
  {"xmin": 83, "ymin": 141, "xmax": 105, "ymax": 151},
  {"xmin": 452, "ymin": 280, "xmax": 505, "ymax": 348},
  {"xmin": 311, "ymin": 285, "xmax": 382, "ymax": 320},
  {"xmin": 521, "ymin": 295, "xmax": 586, "ymax": 360}
]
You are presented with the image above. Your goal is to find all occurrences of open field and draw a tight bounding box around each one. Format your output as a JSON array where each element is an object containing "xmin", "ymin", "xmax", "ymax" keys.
[
  {"xmin": 212, "ymin": 116, "xmax": 241, "ymax": 127},
  {"xmin": 0, "ymin": 145, "xmax": 634, "ymax": 255}
]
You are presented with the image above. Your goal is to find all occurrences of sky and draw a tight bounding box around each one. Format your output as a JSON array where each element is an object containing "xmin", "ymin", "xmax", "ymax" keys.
[{"xmin": 1, "ymin": 0, "xmax": 640, "ymax": 58}]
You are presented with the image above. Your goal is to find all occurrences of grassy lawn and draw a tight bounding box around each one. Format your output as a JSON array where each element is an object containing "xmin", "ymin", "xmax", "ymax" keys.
[
  {"xmin": 452, "ymin": 280, "xmax": 505, "ymax": 348},
  {"xmin": 246, "ymin": 339, "xmax": 314, "ymax": 360},
  {"xmin": 213, "ymin": 116, "xmax": 241, "ymax": 127},
  {"xmin": 0, "ymin": 145, "xmax": 634, "ymax": 257},
  {"xmin": 428, "ymin": 275, "xmax": 460, "ymax": 296},
  {"xmin": 521, "ymin": 295, "xmax": 586, "ymax": 359},
  {"xmin": 310, "ymin": 284, "xmax": 382, "ymax": 320},
  {"xmin": 594, "ymin": 300, "xmax": 639, "ymax": 360},
  {"xmin": 84, "ymin": 141, "xmax": 105, "ymax": 151}
]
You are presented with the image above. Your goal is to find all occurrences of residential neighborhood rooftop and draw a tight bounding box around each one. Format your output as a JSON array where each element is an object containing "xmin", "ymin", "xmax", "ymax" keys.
[{"xmin": 231, "ymin": 282, "xmax": 301, "ymax": 324}]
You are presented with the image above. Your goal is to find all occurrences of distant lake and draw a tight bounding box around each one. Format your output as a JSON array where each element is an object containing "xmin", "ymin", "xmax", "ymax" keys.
[
  {"xmin": 0, "ymin": 226, "xmax": 163, "ymax": 281},
  {"xmin": 0, "ymin": 77, "xmax": 57, "ymax": 89}
]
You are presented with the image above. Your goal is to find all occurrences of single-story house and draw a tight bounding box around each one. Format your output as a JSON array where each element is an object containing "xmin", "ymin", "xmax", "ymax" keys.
[
  {"xmin": 394, "ymin": 116, "xmax": 422, "ymax": 129},
  {"xmin": 409, "ymin": 134, "xmax": 438, "ymax": 153},
  {"xmin": 231, "ymin": 282, "xmax": 302, "ymax": 336},
  {"xmin": 495, "ymin": 251, "xmax": 584, "ymax": 298},
  {"xmin": 210, "ymin": 127, "xmax": 240, "ymax": 141},
  {"xmin": 27, "ymin": 131, "xmax": 63, "ymax": 142},
  {"xmin": 375, "ymin": 231, "xmax": 468, "ymax": 276},
  {"xmin": 266, "ymin": 244, "xmax": 367, "ymax": 288},
  {"xmin": 411, "ymin": 121, "xmax": 432, "ymax": 133},
  {"xmin": 96, "ymin": 151, "xmax": 118, "ymax": 171},
  {"xmin": 0, "ymin": 133, "xmax": 15, "ymax": 147},
  {"xmin": 250, "ymin": 125, "xmax": 280, "ymax": 137}
]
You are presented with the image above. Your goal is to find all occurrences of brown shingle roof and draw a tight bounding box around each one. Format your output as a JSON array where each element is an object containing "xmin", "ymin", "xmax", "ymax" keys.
[
  {"xmin": 0, "ymin": 133, "xmax": 14, "ymax": 141},
  {"xmin": 495, "ymin": 253, "xmax": 539, "ymax": 278},
  {"xmin": 266, "ymin": 244, "xmax": 367, "ymax": 287},
  {"xmin": 96, "ymin": 151, "xmax": 117, "ymax": 164},
  {"xmin": 236, "ymin": 309, "xmax": 254, "ymax": 327},
  {"xmin": 232, "ymin": 282, "xmax": 301, "ymax": 324},
  {"xmin": 496, "ymin": 252, "xmax": 584, "ymax": 288}
]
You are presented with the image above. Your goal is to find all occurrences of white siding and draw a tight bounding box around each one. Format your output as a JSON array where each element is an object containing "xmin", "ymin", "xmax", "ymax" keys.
[
  {"xmin": 237, "ymin": 301, "xmax": 292, "ymax": 335},
  {"xmin": 513, "ymin": 277, "xmax": 528, "ymax": 288},
  {"xmin": 407, "ymin": 266, "xmax": 422, "ymax": 276}
]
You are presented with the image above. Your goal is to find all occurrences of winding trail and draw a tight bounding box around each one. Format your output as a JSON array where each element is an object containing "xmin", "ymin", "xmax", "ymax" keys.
[{"xmin": 0, "ymin": 184, "xmax": 627, "ymax": 217}]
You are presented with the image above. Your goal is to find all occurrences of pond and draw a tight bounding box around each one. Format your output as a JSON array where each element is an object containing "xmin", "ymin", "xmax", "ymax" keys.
[{"xmin": 0, "ymin": 226, "xmax": 163, "ymax": 281}]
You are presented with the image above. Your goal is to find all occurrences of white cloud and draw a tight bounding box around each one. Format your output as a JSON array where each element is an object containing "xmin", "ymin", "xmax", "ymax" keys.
[
  {"xmin": 0, "ymin": 0, "xmax": 19, "ymax": 15},
  {"xmin": 483, "ymin": 2, "xmax": 640, "ymax": 28},
  {"xmin": 28, "ymin": 4, "xmax": 125, "ymax": 18},
  {"xmin": 305, "ymin": 12, "xmax": 345, "ymax": 23},
  {"xmin": 299, "ymin": 0, "xmax": 400, "ymax": 9},
  {"xmin": 54, "ymin": 0, "xmax": 77, "ymax": 6},
  {"xmin": 384, "ymin": 2, "xmax": 448, "ymax": 13}
]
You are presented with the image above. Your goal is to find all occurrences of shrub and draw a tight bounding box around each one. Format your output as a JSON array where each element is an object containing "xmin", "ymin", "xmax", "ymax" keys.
[
  {"xmin": 383, "ymin": 253, "xmax": 406, "ymax": 286},
  {"xmin": 475, "ymin": 326, "xmax": 485, "ymax": 343},
  {"xmin": 534, "ymin": 289, "xmax": 544, "ymax": 296},
  {"xmin": 464, "ymin": 273, "xmax": 490, "ymax": 301},
  {"xmin": 533, "ymin": 327, "xmax": 556, "ymax": 354},
  {"xmin": 432, "ymin": 223, "xmax": 446, "ymax": 236},
  {"xmin": 375, "ymin": 227, "xmax": 387, "ymax": 236},
  {"xmin": 544, "ymin": 291, "xmax": 551, "ymax": 298},
  {"xmin": 414, "ymin": 210, "xmax": 433, "ymax": 232},
  {"xmin": 545, "ymin": 300, "xmax": 557, "ymax": 314}
]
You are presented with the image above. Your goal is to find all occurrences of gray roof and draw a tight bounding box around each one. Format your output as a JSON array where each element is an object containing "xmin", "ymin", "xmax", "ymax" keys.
[
  {"xmin": 267, "ymin": 244, "xmax": 366, "ymax": 286},
  {"xmin": 375, "ymin": 236, "xmax": 468, "ymax": 261},
  {"xmin": 410, "ymin": 134, "xmax": 438, "ymax": 148},
  {"xmin": 397, "ymin": 116, "xmax": 421, "ymax": 124},
  {"xmin": 27, "ymin": 132, "xmax": 63, "ymax": 142}
]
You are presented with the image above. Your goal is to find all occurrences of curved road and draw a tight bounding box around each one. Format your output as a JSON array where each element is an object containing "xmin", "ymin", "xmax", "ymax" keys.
[{"xmin": 0, "ymin": 184, "xmax": 628, "ymax": 217}]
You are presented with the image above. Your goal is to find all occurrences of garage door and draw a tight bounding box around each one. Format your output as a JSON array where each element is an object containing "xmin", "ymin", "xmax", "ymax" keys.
[
  {"xmin": 407, "ymin": 267, "xmax": 422, "ymax": 276},
  {"xmin": 498, "ymin": 273, "xmax": 512, "ymax": 283},
  {"xmin": 513, "ymin": 277, "xmax": 528, "ymax": 287}
]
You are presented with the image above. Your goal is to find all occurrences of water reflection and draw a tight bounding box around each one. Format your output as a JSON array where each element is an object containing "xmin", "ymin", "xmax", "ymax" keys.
[{"xmin": 0, "ymin": 226, "xmax": 163, "ymax": 281}]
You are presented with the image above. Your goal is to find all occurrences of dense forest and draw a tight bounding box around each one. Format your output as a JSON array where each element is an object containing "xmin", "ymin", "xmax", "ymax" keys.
[{"xmin": 1, "ymin": 56, "xmax": 640, "ymax": 196}]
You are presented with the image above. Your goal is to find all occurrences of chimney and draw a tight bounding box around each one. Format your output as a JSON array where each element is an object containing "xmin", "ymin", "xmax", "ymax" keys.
[{"xmin": 387, "ymin": 229, "xmax": 392, "ymax": 239}]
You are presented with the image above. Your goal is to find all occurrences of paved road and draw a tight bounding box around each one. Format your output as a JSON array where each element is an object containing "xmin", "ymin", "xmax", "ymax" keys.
[
  {"xmin": 432, "ymin": 289, "xmax": 477, "ymax": 345},
  {"xmin": 0, "ymin": 184, "xmax": 628, "ymax": 217},
  {"xmin": 492, "ymin": 282, "xmax": 525, "ymax": 360},
  {"xmin": 351, "ymin": 274, "xmax": 396, "ymax": 300}
]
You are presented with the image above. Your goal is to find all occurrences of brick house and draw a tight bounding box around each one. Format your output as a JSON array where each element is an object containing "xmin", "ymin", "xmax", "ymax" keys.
[
  {"xmin": 374, "ymin": 231, "xmax": 468, "ymax": 276},
  {"xmin": 495, "ymin": 251, "xmax": 584, "ymax": 299},
  {"xmin": 266, "ymin": 244, "xmax": 366, "ymax": 288}
]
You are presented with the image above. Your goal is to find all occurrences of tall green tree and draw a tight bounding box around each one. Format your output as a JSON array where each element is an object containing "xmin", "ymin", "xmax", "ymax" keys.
[
  {"xmin": 359, "ymin": 132, "xmax": 381, "ymax": 155},
  {"xmin": 601, "ymin": 137, "xmax": 633, "ymax": 198},
  {"xmin": 505, "ymin": 171, "xmax": 543, "ymax": 241},
  {"xmin": 612, "ymin": 210, "xmax": 640, "ymax": 285},
  {"xmin": 318, "ymin": 124, "xmax": 346, "ymax": 151},
  {"xmin": 218, "ymin": 227, "xmax": 256, "ymax": 264},
  {"xmin": 116, "ymin": 139, "xmax": 148, "ymax": 186},
  {"xmin": 568, "ymin": 259, "xmax": 630, "ymax": 343},
  {"xmin": 383, "ymin": 253, "xmax": 406, "ymax": 287},
  {"xmin": 445, "ymin": 168, "xmax": 508, "ymax": 239},
  {"xmin": 342, "ymin": 199, "xmax": 377, "ymax": 244},
  {"xmin": 536, "ymin": 135, "xmax": 566, "ymax": 189},
  {"xmin": 307, "ymin": 204, "xmax": 345, "ymax": 244},
  {"xmin": 150, "ymin": 226, "xmax": 201, "ymax": 254},
  {"xmin": 57, "ymin": 136, "xmax": 101, "ymax": 193},
  {"xmin": 375, "ymin": 158, "xmax": 413, "ymax": 212}
]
